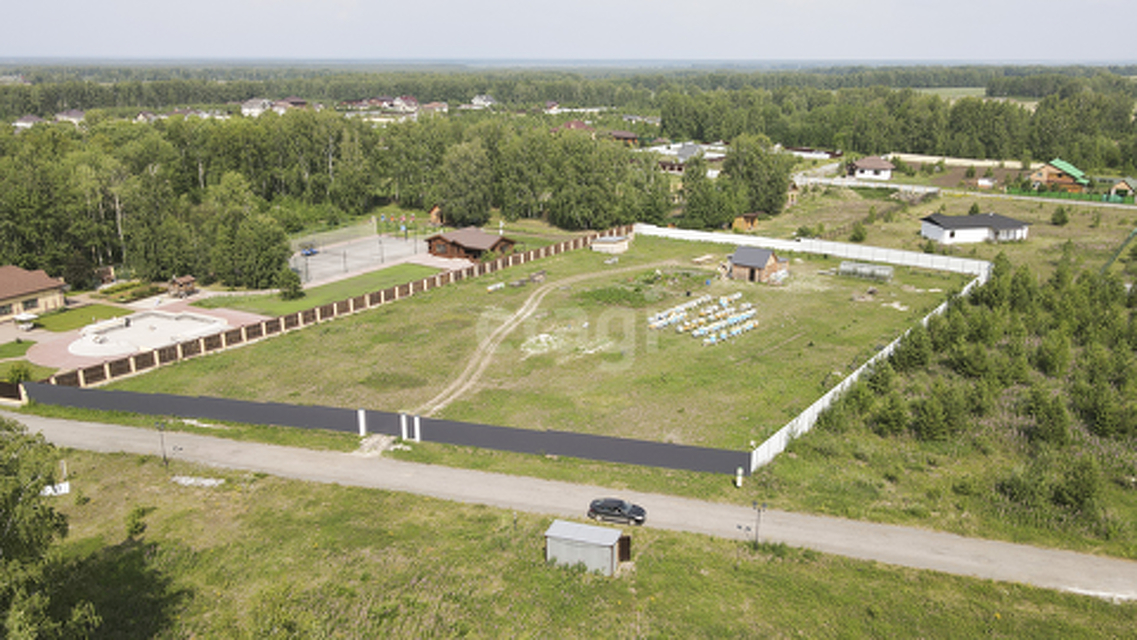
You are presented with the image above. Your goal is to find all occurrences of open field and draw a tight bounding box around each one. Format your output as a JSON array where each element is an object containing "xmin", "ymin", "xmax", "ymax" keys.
[
  {"xmin": 194, "ymin": 263, "xmax": 439, "ymax": 317},
  {"xmin": 36, "ymin": 303, "xmax": 134, "ymax": 332},
  {"xmin": 109, "ymin": 235, "xmax": 965, "ymax": 449},
  {"xmin": 41, "ymin": 449, "xmax": 1137, "ymax": 638},
  {"xmin": 763, "ymin": 185, "xmax": 1137, "ymax": 276}
]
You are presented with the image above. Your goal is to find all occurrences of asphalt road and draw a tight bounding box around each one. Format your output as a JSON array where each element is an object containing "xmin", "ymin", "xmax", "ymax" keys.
[{"xmin": 12, "ymin": 411, "xmax": 1137, "ymax": 602}]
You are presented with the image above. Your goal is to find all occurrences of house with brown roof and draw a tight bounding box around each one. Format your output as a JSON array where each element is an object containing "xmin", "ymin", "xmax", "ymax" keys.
[
  {"xmin": 425, "ymin": 227, "xmax": 515, "ymax": 262},
  {"xmin": 609, "ymin": 130, "xmax": 638, "ymax": 145},
  {"xmin": 848, "ymin": 157, "xmax": 894, "ymax": 181},
  {"xmin": 1030, "ymin": 159, "xmax": 1089, "ymax": 193},
  {"xmin": 0, "ymin": 265, "xmax": 66, "ymax": 324}
]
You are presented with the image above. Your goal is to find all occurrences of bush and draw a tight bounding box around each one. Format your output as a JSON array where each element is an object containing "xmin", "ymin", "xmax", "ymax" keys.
[
  {"xmin": 871, "ymin": 393, "xmax": 908, "ymax": 437},
  {"xmin": 1051, "ymin": 206, "xmax": 1069, "ymax": 226},
  {"xmin": 125, "ymin": 505, "xmax": 154, "ymax": 538},
  {"xmin": 1051, "ymin": 458, "xmax": 1101, "ymax": 513},
  {"xmin": 5, "ymin": 361, "xmax": 33, "ymax": 384},
  {"xmin": 849, "ymin": 222, "xmax": 866, "ymax": 243},
  {"xmin": 968, "ymin": 202, "xmax": 980, "ymax": 215},
  {"xmin": 276, "ymin": 268, "xmax": 305, "ymax": 300}
]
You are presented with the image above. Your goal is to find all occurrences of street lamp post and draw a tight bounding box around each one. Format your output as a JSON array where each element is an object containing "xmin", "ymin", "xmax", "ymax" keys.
[
  {"xmin": 753, "ymin": 501, "xmax": 767, "ymax": 546},
  {"xmin": 378, "ymin": 235, "xmax": 385, "ymax": 263}
]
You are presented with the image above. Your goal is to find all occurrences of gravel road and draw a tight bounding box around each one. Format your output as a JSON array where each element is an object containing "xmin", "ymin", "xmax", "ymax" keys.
[{"xmin": 12, "ymin": 411, "xmax": 1137, "ymax": 602}]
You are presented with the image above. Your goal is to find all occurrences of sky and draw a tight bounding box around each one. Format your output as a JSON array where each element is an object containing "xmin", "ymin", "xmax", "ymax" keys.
[{"xmin": 2, "ymin": 0, "xmax": 1133, "ymax": 64}]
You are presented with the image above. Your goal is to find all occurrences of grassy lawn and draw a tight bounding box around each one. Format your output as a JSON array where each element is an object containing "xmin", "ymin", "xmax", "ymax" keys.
[
  {"xmin": 43, "ymin": 449, "xmax": 1137, "ymax": 638},
  {"xmin": 193, "ymin": 264, "xmax": 439, "ymax": 317},
  {"xmin": 1, "ymin": 360, "xmax": 55, "ymax": 382},
  {"xmin": 0, "ymin": 339, "xmax": 34, "ymax": 359},
  {"xmin": 762, "ymin": 186, "xmax": 1137, "ymax": 277},
  {"xmin": 112, "ymin": 235, "xmax": 965, "ymax": 449},
  {"xmin": 34, "ymin": 304, "xmax": 134, "ymax": 333}
]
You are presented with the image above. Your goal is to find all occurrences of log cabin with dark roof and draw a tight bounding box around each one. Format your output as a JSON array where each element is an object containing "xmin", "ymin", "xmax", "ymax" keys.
[{"xmin": 425, "ymin": 227, "xmax": 516, "ymax": 262}]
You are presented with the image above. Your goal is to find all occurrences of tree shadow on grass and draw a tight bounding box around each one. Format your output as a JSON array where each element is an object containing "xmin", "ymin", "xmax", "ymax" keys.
[{"xmin": 48, "ymin": 537, "xmax": 192, "ymax": 639}]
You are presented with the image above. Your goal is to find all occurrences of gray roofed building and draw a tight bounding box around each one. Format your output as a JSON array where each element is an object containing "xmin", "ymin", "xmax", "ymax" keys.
[
  {"xmin": 544, "ymin": 519, "xmax": 629, "ymax": 577},
  {"xmin": 729, "ymin": 246, "xmax": 788, "ymax": 284}
]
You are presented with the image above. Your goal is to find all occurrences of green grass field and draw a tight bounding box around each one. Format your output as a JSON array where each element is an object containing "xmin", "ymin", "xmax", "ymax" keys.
[
  {"xmin": 113, "ymin": 235, "xmax": 966, "ymax": 449},
  {"xmin": 0, "ymin": 339, "xmax": 34, "ymax": 359},
  {"xmin": 44, "ymin": 449, "xmax": 1137, "ymax": 638},
  {"xmin": 194, "ymin": 264, "xmax": 440, "ymax": 317},
  {"xmin": 1, "ymin": 360, "xmax": 55, "ymax": 382},
  {"xmin": 35, "ymin": 304, "xmax": 133, "ymax": 332}
]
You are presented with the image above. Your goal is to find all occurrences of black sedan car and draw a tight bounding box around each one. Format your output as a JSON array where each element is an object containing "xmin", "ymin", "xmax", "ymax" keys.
[{"xmin": 587, "ymin": 498, "xmax": 646, "ymax": 526}]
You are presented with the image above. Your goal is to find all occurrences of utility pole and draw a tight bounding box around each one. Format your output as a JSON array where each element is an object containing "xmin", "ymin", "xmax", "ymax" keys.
[{"xmin": 157, "ymin": 421, "xmax": 168, "ymax": 468}]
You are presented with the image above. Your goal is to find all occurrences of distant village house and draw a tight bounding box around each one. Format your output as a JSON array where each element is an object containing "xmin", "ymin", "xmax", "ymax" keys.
[
  {"xmin": 848, "ymin": 157, "xmax": 894, "ymax": 181},
  {"xmin": 1030, "ymin": 159, "xmax": 1089, "ymax": 193}
]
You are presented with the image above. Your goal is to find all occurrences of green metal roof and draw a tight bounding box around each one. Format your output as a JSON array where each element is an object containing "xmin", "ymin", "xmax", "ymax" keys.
[{"xmin": 1049, "ymin": 158, "xmax": 1089, "ymax": 185}]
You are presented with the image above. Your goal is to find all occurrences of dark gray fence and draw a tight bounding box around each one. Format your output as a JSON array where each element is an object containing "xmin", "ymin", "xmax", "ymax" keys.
[{"xmin": 24, "ymin": 382, "xmax": 750, "ymax": 475}]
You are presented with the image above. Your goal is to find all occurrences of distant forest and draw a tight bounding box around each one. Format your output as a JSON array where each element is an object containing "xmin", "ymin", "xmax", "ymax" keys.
[{"xmin": 1, "ymin": 64, "xmax": 1134, "ymax": 287}]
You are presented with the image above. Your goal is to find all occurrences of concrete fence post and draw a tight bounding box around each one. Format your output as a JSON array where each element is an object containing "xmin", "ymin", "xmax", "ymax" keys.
[
  {"xmin": 400, "ymin": 413, "xmax": 408, "ymax": 440},
  {"xmin": 413, "ymin": 415, "xmax": 421, "ymax": 442},
  {"xmin": 357, "ymin": 409, "xmax": 366, "ymax": 436}
]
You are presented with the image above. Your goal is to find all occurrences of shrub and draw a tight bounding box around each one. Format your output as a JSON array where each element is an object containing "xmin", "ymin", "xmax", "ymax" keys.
[
  {"xmin": 871, "ymin": 393, "xmax": 908, "ymax": 437},
  {"xmin": 1051, "ymin": 458, "xmax": 1101, "ymax": 513},
  {"xmin": 276, "ymin": 268, "xmax": 305, "ymax": 301},
  {"xmin": 125, "ymin": 505, "xmax": 154, "ymax": 538},
  {"xmin": 1051, "ymin": 206, "xmax": 1069, "ymax": 226},
  {"xmin": 5, "ymin": 361, "xmax": 33, "ymax": 384},
  {"xmin": 849, "ymin": 222, "xmax": 867, "ymax": 243},
  {"xmin": 911, "ymin": 395, "xmax": 949, "ymax": 441},
  {"xmin": 968, "ymin": 202, "xmax": 980, "ymax": 215},
  {"xmin": 997, "ymin": 466, "xmax": 1043, "ymax": 507}
]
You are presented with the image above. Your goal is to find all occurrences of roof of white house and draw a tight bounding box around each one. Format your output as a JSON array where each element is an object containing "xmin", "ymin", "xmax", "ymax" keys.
[
  {"xmin": 853, "ymin": 156, "xmax": 894, "ymax": 170},
  {"xmin": 921, "ymin": 213, "xmax": 1029, "ymax": 231},
  {"xmin": 545, "ymin": 519, "xmax": 622, "ymax": 546}
]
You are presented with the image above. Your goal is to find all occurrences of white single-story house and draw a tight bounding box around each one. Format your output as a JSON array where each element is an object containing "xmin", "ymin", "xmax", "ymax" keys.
[
  {"xmin": 849, "ymin": 156, "xmax": 894, "ymax": 181},
  {"xmin": 544, "ymin": 519, "xmax": 630, "ymax": 576},
  {"xmin": 920, "ymin": 213, "xmax": 1030, "ymax": 245}
]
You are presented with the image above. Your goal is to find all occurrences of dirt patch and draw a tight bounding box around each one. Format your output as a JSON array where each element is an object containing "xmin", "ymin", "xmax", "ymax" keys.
[{"xmin": 354, "ymin": 434, "xmax": 408, "ymax": 458}]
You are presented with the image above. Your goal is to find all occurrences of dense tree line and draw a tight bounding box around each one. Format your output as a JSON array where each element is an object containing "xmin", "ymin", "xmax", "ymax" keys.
[
  {"xmin": 661, "ymin": 85, "xmax": 1137, "ymax": 173},
  {"xmin": 816, "ymin": 253, "xmax": 1137, "ymax": 535},
  {"xmin": 5, "ymin": 64, "xmax": 1137, "ymax": 121},
  {"xmin": 0, "ymin": 110, "xmax": 668, "ymax": 286}
]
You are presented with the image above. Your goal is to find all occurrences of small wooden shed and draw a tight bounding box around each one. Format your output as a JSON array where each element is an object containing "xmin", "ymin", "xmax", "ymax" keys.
[
  {"xmin": 168, "ymin": 275, "xmax": 197, "ymax": 298},
  {"xmin": 728, "ymin": 247, "xmax": 788, "ymax": 284},
  {"xmin": 545, "ymin": 520, "xmax": 630, "ymax": 577}
]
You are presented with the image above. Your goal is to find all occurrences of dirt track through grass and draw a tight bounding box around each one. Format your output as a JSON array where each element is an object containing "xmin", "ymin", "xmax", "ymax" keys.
[{"xmin": 413, "ymin": 260, "xmax": 679, "ymax": 416}]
